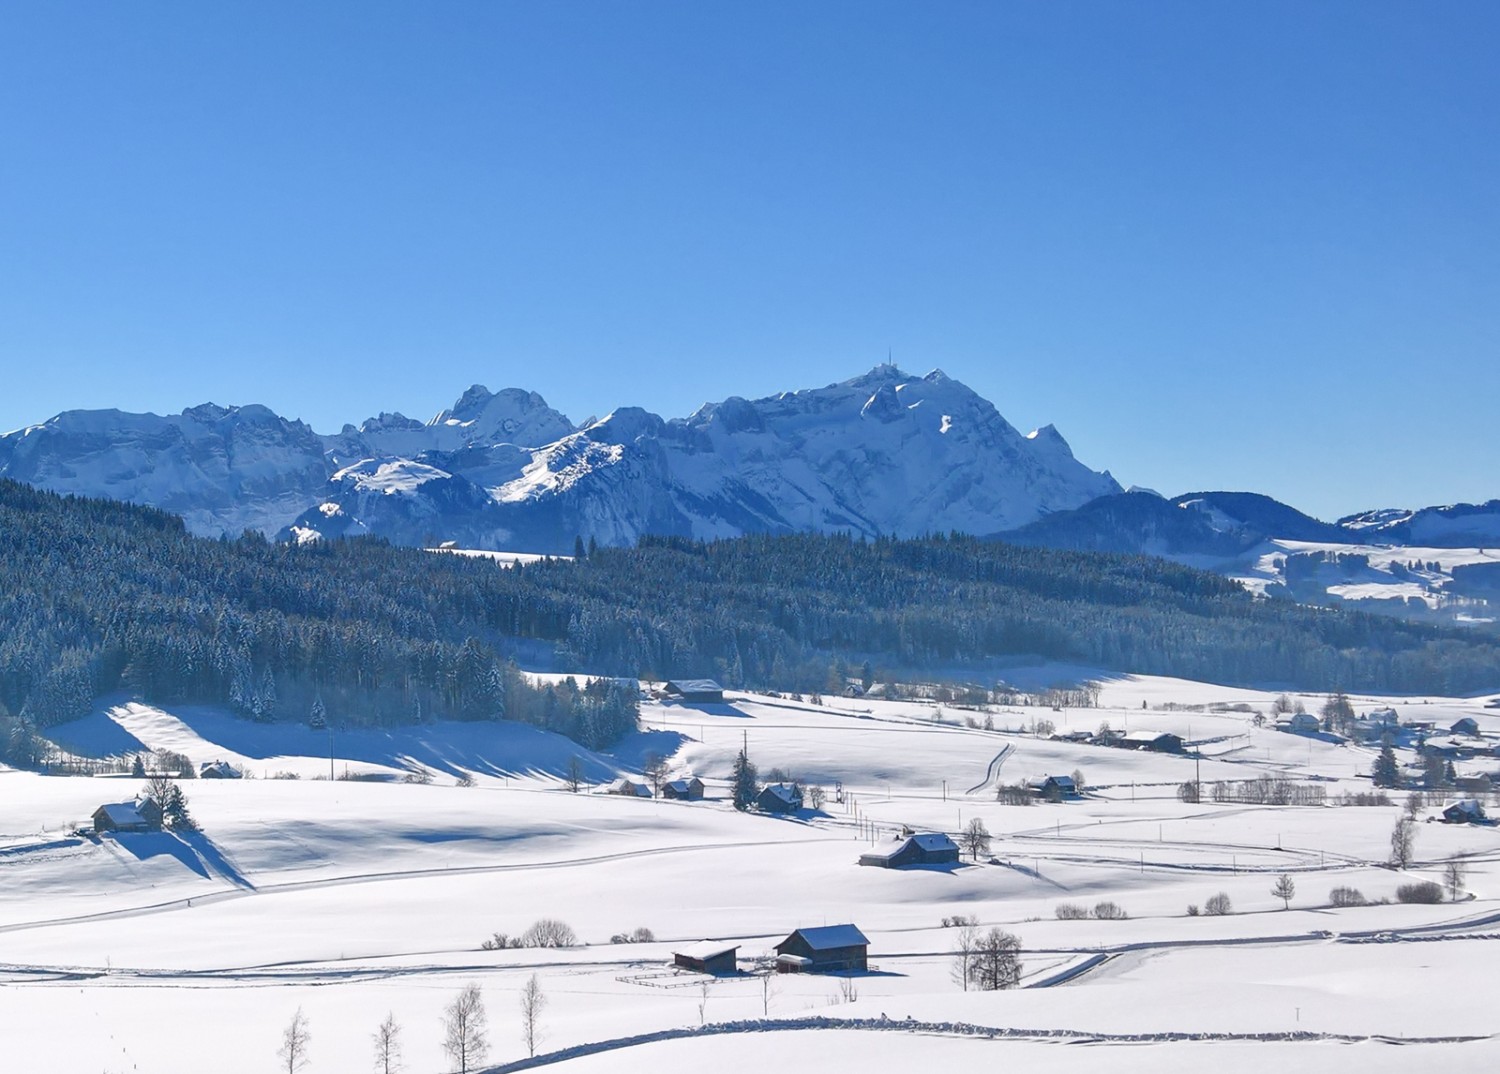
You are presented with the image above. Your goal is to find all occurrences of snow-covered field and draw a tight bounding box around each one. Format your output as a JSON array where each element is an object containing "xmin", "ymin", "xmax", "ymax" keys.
[{"xmin": 4, "ymin": 674, "xmax": 1500, "ymax": 1072}]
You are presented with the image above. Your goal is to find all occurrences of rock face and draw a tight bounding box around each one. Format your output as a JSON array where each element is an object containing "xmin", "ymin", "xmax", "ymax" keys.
[
  {"xmin": 0, "ymin": 403, "xmax": 332, "ymax": 536},
  {"xmin": 2, "ymin": 366, "xmax": 1121, "ymax": 551}
]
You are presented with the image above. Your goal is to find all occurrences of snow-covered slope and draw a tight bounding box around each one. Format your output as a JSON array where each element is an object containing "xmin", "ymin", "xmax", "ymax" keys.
[
  {"xmin": 290, "ymin": 366, "xmax": 1120, "ymax": 552},
  {"xmin": 3, "ymin": 368, "xmax": 1117, "ymax": 550},
  {"xmin": 0, "ymin": 403, "xmax": 331, "ymax": 536},
  {"xmin": 1338, "ymin": 500, "xmax": 1500, "ymax": 547}
]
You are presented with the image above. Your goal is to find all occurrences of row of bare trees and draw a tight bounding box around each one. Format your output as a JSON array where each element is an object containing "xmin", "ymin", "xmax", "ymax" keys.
[{"xmin": 276, "ymin": 976, "xmax": 547, "ymax": 1072}]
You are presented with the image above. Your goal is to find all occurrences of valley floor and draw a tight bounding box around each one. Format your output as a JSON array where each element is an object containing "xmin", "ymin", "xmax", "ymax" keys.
[{"xmin": 3, "ymin": 673, "xmax": 1498, "ymax": 1072}]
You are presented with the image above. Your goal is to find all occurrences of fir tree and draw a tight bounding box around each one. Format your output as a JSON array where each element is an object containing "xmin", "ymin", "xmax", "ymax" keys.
[{"xmin": 732, "ymin": 746, "xmax": 759, "ymax": 812}]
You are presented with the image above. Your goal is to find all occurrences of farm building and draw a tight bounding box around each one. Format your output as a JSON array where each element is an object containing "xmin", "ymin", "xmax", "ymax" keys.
[
  {"xmin": 92, "ymin": 798, "xmax": 163, "ymax": 833},
  {"xmin": 774, "ymin": 924, "xmax": 869, "ymax": 973},
  {"xmin": 1451, "ymin": 717, "xmax": 1481, "ymax": 737},
  {"xmin": 1443, "ymin": 800, "xmax": 1488, "ymax": 824},
  {"xmin": 609, "ymin": 778, "xmax": 651, "ymax": 798},
  {"xmin": 858, "ymin": 832, "xmax": 959, "ymax": 868},
  {"xmin": 1028, "ymin": 775, "xmax": 1080, "ymax": 800},
  {"xmin": 757, "ymin": 782, "xmax": 801, "ymax": 813},
  {"xmin": 1276, "ymin": 713, "xmax": 1321, "ymax": 735},
  {"xmin": 672, "ymin": 941, "xmax": 739, "ymax": 975},
  {"xmin": 662, "ymin": 777, "xmax": 705, "ymax": 801},
  {"xmin": 663, "ymin": 679, "xmax": 724, "ymax": 703},
  {"xmin": 1453, "ymin": 774, "xmax": 1493, "ymax": 795},
  {"xmin": 199, "ymin": 760, "xmax": 241, "ymax": 779},
  {"xmin": 1119, "ymin": 731, "xmax": 1185, "ymax": 754}
]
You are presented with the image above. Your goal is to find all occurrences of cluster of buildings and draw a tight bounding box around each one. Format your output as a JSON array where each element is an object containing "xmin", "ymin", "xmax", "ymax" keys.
[{"xmin": 672, "ymin": 924, "xmax": 870, "ymax": 977}]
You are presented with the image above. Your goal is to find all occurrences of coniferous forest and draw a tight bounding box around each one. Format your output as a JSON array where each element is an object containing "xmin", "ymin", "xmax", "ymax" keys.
[{"xmin": 2, "ymin": 479, "xmax": 1498, "ymax": 764}]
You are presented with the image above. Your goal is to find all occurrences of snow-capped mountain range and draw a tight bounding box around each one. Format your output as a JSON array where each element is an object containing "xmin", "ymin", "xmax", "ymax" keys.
[{"xmin": 0, "ymin": 366, "xmax": 1121, "ymax": 553}]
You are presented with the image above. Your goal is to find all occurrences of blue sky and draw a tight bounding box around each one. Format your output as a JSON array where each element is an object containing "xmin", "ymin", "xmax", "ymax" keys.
[{"xmin": 1, "ymin": 1, "xmax": 1496, "ymax": 520}]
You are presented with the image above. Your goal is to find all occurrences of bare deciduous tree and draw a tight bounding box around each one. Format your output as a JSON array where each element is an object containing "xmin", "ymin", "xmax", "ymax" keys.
[
  {"xmin": 950, "ymin": 920, "xmax": 980, "ymax": 991},
  {"xmin": 520, "ymin": 973, "xmax": 546, "ymax": 1059},
  {"xmin": 1204, "ymin": 892, "xmax": 1232, "ymax": 916},
  {"xmin": 970, "ymin": 928, "xmax": 1021, "ymax": 990},
  {"xmin": 443, "ymin": 983, "xmax": 489, "ymax": 1073},
  {"xmin": 1271, "ymin": 873, "xmax": 1296, "ymax": 909},
  {"xmin": 1444, "ymin": 857, "xmax": 1467, "ymax": 902},
  {"xmin": 697, "ymin": 979, "xmax": 710, "ymax": 1025},
  {"xmin": 278, "ymin": 1007, "xmax": 311, "ymax": 1074},
  {"xmin": 372, "ymin": 1011, "xmax": 402, "ymax": 1074},
  {"xmin": 959, "ymin": 817, "xmax": 991, "ymax": 860},
  {"xmin": 760, "ymin": 972, "xmax": 777, "ymax": 1015},
  {"xmin": 1390, "ymin": 816, "xmax": 1416, "ymax": 870},
  {"xmin": 520, "ymin": 918, "xmax": 577, "ymax": 948},
  {"xmin": 643, "ymin": 753, "xmax": 669, "ymax": 798}
]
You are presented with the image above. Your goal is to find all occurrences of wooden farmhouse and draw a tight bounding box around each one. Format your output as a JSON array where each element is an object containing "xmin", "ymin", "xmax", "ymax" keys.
[
  {"xmin": 1028, "ymin": 775, "xmax": 1080, "ymax": 800},
  {"xmin": 1443, "ymin": 799, "xmax": 1488, "ymax": 824},
  {"xmin": 664, "ymin": 679, "xmax": 725, "ymax": 703},
  {"xmin": 662, "ymin": 777, "xmax": 705, "ymax": 801},
  {"xmin": 859, "ymin": 832, "xmax": 959, "ymax": 868},
  {"xmin": 1450, "ymin": 717, "xmax": 1480, "ymax": 737},
  {"xmin": 92, "ymin": 798, "xmax": 163, "ymax": 833},
  {"xmin": 609, "ymin": 778, "xmax": 651, "ymax": 798},
  {"xmin": 1118, "ymin": 730, "xmax": 1185, "ymax": 754},
  {"xmin": 757, "ymin": 782, "xmax": 801, "ymax": 813},
  {"xmin": 774, "ymin": 924, "xmax": 869, "ymax": 973},
  {"xmin": 673, "ymin": 941, "xmax": 739, "ymax": 975}
]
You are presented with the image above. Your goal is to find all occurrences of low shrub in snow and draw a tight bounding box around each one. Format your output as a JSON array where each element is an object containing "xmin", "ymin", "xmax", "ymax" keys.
[
  {"xmin": 1396, "ymin": 881, "xmax": 1443, "ymax": 904},
  {"xmin": 1204, "ymin": 893, "xmax": 1233, "ymax": 916},
  {"xmin": 1329, "ymin": 886, "xmax": 1367, "ymax": 907}
]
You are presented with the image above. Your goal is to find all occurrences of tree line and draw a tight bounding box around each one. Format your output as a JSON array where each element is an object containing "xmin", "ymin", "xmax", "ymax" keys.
[{"xmin": 3, "ymin": 480, "xmax": 1499, "ymax": 766}]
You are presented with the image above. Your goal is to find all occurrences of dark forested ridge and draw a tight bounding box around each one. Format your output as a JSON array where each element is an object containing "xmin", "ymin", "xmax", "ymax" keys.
[{"xmin": 2, "ymin": 480, "xmax": 1498, "ymax": 760}]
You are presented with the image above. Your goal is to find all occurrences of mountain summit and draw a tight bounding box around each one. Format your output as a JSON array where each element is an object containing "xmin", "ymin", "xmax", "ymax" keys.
[{"xmin": 0, "ymin": 367, "xmax": 1120, "ymax": 552}]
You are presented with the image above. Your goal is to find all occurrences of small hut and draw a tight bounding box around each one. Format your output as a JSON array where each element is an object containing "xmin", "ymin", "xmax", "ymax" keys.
[{"xmin": 673, "ymin": 941, "xmax": 739, "ymax": 975}]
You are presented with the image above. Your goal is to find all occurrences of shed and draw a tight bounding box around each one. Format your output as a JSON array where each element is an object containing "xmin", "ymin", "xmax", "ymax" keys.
[
  {"xmin": 199, "ymin": 760, "xmax": 241, "ymax": 779},
  {"xmin": 1451, "ymin": 717, "xmax": 1481, "ymax": 737},
  {"xmin": 774, "ymin": 924, "xmax": 869, "ymax": 973},
  {"xmin": 858, "ymin": 832, "xmax": 959, "ymax": 868},
  {"xmin": 1443, "ymin": 799, "xmax": 1488, "ymax": 824},
  {"xmin": 1453, "ymin": 774, "xmax": 1492, "ymax": 795},
  {"xmin": 1028, "ymin": 775, "xmax": 1079, "ymax": 799},
  {"xmin": 673, "ymin": 941, "xmax": 739, "ymax": 976},
  {"xmin": 610, "ymin": 778, "xmax": 651, "ymax": 798},
  {"xmin": 664, "ymin": 679, "xmax": 725, "ymax": 703},
  {"xmin": 92, "ymin": 798, "xmax": 163, "ymax": 833},
  {"xmin": 757, "ymin": 782, "xmax": 801, "ymax": 813},
  {"xmin": 662, "ymin": 777, "xmax": 705, "ymax": 801}
]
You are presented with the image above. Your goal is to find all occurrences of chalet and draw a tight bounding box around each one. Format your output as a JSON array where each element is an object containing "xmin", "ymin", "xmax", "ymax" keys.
[
  {"xmin": 673, "ymin": 941, "xmax": 739, "ymax": 976},
  {"xmin": 1276, "ymin": 713, "xmax": 1321, "ymax": 735},
  {"xmin": 1028, "ymin": 775, "xmax": 1080, "ymax": 800},
  {"xmin": 858, "ymin": 832, "xmax": 960, "ymax": 868},
  {"xmin": 199, "ymin": 760, "xmax": 241, "ymax": 779},
  {"xmin": 1451, "ymin": 717, "xmax": 1481, "ymax": 737},
  {"xmin": 92, "ymin": 798, "xmax": 163, "ymax": 833},
  {"xmin": 1443, "ymin": 799, "xmax": 1488, "ymax": 824},
  {"xmin": 1119, "ymin": 730, "xmax": 1184, "ymax": 754},
  {"xmin": 662, "ymin": 777, "xmax": 705, "ymax": 801},
  {"xmin": 774, "ymin": 924, "xmax": 869, "ymax": 973},
  {"xmin": 758, "ymin": 782, "xmax": 802, "ymax": 814},
  {"xmin": 609, "ymin": 778, "xmax": 651, "ymax": 798},
  {"xmin": 663, "ymin": 679, "xmax": 725, "ymax": 704}
]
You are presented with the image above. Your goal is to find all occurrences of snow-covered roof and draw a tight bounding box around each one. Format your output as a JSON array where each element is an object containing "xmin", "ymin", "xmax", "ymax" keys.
[
  {"xmin": 1122, "ymin": 730, "xmax": 1177, "ymax": 743},
  {"xmin": 94, "ymin": 801, "xmax": 152, "ymax": 827},
  {"xmin": 1028, "ymin": 775, "xmax": 1076, "ymax": 790},
  {"xmin": 665, "ymin": 778, "xmax": 701, "ymax": 794},
  {"xmin": 675, "ymin": 940, "xmax": 739, "ymax": 960},
  {"xmin": 791, "ymin": 924, "xmax": 868, "ymax": 950},
  {"xmin": 762, "ymin": 782, "xmax": 799, "ymax": 804},
  {"xmin": 911, "ymin": 833, "xmax": 957, "ymax": 852},
  {"xmin": 667, "ymin": 679, "xmax": 723, "ymax": 694}
]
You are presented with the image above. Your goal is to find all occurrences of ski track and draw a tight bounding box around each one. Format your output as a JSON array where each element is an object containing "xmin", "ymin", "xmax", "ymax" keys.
[{"xmin": 480, "ymin": 1015, "xmax": 1497, "ymax": 1072}]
